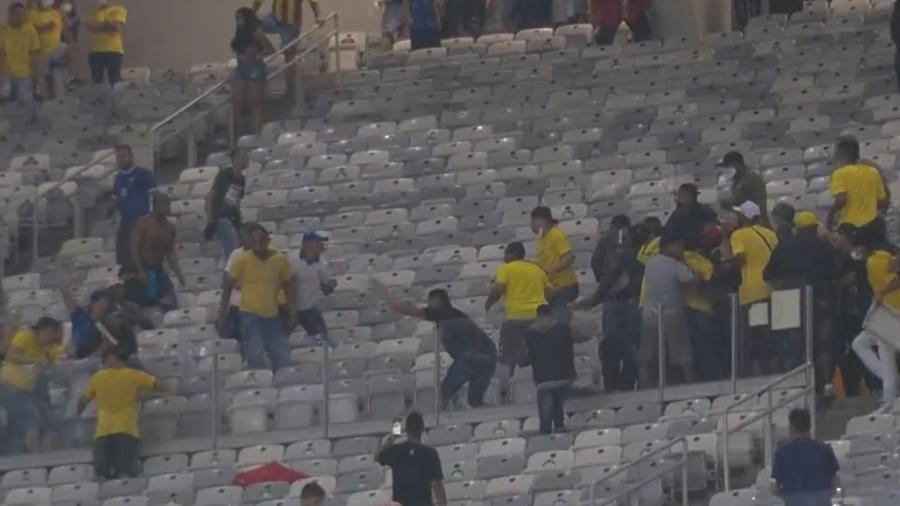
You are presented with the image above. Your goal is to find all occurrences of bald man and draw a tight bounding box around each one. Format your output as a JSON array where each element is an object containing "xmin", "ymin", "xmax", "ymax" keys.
[{"xmin": 129, "ymin": 193, "xmax": 184, "ymax": 310}]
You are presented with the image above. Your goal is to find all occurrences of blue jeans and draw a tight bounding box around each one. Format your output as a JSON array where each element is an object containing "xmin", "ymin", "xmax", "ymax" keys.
[
  {"xmin": 5, "ymin": 76, "xmax": 33, "ymax": 103},
  {"xmin": 442, "ymin": 352, "xmax": 496, "ymax": 408},
  {"xmin": 260, "ymin": 15, "xmax": 300, "ymax": 47},
  {"xmin": 536, "ymin": 384, "xmax": 568, "ymax": 433},
  {"xmin": 296, "ymin": 308, "xmax": 332, "ymax": 346},
  {"xmin": 215, "ymin": 219, "xmax": 239, "ymax": 258},
  {"xmin": 686, "ymin": 308, "xmax": 725, "ymax": 381},
  {"xmin": 548, "ymin": 284, "xmax": 579, "ymax": 307},
  {"xmin": 239, "ymin": 312, "xmax": 291, "ymax": 371},
  {"xmin": 600, "ymin": 298, "xmax": 638, "ymax": 391}
]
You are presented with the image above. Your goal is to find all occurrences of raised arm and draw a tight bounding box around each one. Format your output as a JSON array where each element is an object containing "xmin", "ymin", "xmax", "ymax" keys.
[
  {"xmin": 485, "ymin": 282, "xmax": 504, "ymax": 312},
  {"xmin": 387, "ymin": 299, "xmax": 426, "ymax": 320}
]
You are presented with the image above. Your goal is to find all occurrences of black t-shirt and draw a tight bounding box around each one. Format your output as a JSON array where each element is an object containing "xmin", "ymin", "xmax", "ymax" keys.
[
  {"xmin": 377, "ymin": 441, "xmax": 443, "ymax": 506},
  {"xmin": 210, "ymin": 167, "xmax": 245, "ymax": 223},
  {"xmin": 421, "ymin": 306, "xmax": 496, "ymax": 359}
]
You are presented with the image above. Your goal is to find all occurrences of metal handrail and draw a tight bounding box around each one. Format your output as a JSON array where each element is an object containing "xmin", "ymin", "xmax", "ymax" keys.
[
  {"xmin": 148, "ymin": 12, "xmax": 340, "ymax": 169},
  {"xmin": 717, "ymin": 363, "xmax": 812, "ymax": 417},
  {"xmin": 588, "ymin": 436, "xmax": 690, "ymax": 506}
]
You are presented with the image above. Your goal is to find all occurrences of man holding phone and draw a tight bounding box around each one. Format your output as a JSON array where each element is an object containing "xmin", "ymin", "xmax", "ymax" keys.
[{"xmin": 376, "ymin": 412, "xmax": 447, "ymax": 506}]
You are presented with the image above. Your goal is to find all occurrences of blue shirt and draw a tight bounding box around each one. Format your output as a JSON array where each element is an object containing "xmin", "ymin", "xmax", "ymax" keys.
[
  {"xmin": 113, "ymin": 167, "xmax": 155, "ymax": 226},
  {"xmin": 771, "ymin": 438, "xmax": 839, "ymax": 506},
  {"xmin": 70, "ymin": 308, "xmax": 101, "ymax": 359},
  {"xmin": 410, "ymin": 0, "xmax": 438, "ymax": 29}
]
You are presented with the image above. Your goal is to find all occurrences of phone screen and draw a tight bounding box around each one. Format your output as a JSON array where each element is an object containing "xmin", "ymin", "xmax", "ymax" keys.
[{"xmin": 391, "ymin": 421, "xmax": 402, "ymax": 436}]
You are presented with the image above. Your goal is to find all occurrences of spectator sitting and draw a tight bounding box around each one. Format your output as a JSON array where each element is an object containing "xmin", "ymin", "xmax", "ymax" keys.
[
  {"xmin": 300, "ymin": 482, "xmax": 326, "ymax": 506},
  {"xmin": 524, "ymin": 305, "xmax": 575, "ymax": 434},
  {"xmin": 827, "ymin": 136, "xmax": 888, "ymax": 231},
  {"xmin": 0, "ymin": 316, "xmax": 63, "ymax": 453},
  {"xmin": 721, "ymin": 201, "xmax": 779, "ymax": 376},
  {"xmin": 770, "ymin": 408, "xmax": 840, "ymax": 506},
  {"xmin": 0, "ymin": 2, "xmax": 41, "ymax": 103},
  {"xmin": 387, "ymin": 289, "xmax": 497, "ymax": 409},
  {"xmin": 78, "ymin": 346, "xmax": 166, "ymax": 479},
  {"xmin": 486, "ymin": 241, "xmax": 550, "ymax": 378},
  {"xmin": 128, "ymin": 192, "xmax": 184, "ymax": 311},
  {"xmin": 375, "ymin": 411, "xmax": 447, "ymax": 506}
]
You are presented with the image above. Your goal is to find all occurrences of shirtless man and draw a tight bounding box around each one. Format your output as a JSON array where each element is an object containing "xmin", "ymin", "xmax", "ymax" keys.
[{"xmin": 129, "ymin": 193, "xmax": 184, "ymax": 310}]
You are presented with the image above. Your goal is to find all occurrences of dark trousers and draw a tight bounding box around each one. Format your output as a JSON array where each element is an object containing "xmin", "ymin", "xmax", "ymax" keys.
[
  {"xmin": 89, "ymin": 51, "xmax": 123, "ymax": 85},
  {"xmin": 733, "ymin": 0, "xmax": 761, "ymax": 31},
  {"xmin": 600, "ymin": 299, "xmax": 638, "ymax": 391},
  {"xmin": 517, "ymin": 0, "xmax": 551, "ymax": 28},
  {"xmin": 116, "ymin": 220, "xmax": 134, "ymax": 272},
  {"xmin": 686, "ymin": 308, "xmax": 725, "ymax": 381},
  {"xmin": 739, "ymin": 303, "xmax": 776, "ymax": 377},
  {"xmin": 297, "ymin": 307, "xmax": 331, "ymax": 346},
  {"xmin": 93, "ymin": 433, "xmax": 138, "ymax": 479},
  {"xmin": 442, "ymin": 352, "xmax": 496, "ymax": 408},
  {"xmin": 410, "ymin": 27, "xmax": 442, "ymax": 50},
  {"xmin": 536, "ymin": 384, "xmax": 568, "ymax": 433}
]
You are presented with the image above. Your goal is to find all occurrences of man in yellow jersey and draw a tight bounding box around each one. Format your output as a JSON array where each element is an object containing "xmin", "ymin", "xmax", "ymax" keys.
[
  {"xmin": 218, "ymin": 222, "xmax": 296, "ymax": 371},
  {"xmin": 531, "ymin": 206, "xmax": 579, "ymax": 309},
  {"xmin": 0, "ymin": 2, "xmax": 41, "ymax": 103},
  {"xmin": 828, "ymin": 137, "xmax": 888, "ymax": 231},
  {"xmin": 78, "ymin": 347, "xmax": 166, "ymax": 479},
  {"xmin": 848, "ymin": 226, "xmax": 900, "ymax": 410},
  {"xmin": 0, "ymin": 316, "xmax": 63, "ymax": 453},
  {"xmin": 721, "ymin": 201, "xmax": 779, "ymax": 377},
  {"xmin": 486, "ymin": 241, "xmax": 550, "ymax": 376},
  {"xmin": 252, "ymin": 0, "xmax": 322, "ymax": 98},
  {"xmin": 85, "ymin": 0, "xmax": 125, "ymax": 85},
  {"xmin": 28, "ymin": 0, "xmax": 64, "ymax": 98}
]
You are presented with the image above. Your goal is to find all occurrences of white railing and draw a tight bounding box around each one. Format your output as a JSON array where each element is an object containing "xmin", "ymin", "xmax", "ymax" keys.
[{"xmin": 587, "ymin": 436, "xmax": 690, "ymax": 506}]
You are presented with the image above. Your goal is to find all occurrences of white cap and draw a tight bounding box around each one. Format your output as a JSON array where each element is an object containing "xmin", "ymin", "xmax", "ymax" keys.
[{"xmin": 732, "ymin": 200, "xmax": 761, "ymax": 219}]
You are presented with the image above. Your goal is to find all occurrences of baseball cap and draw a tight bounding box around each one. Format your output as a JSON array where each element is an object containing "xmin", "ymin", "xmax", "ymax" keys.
[
  {"xmin": 718, "ymin": 151, "xmax": 745, "ymax": 167},
  {"xmin": 732, "ymin": 201, "xmax": 761, "ymax": 220},
  {"xmin": 794, "ymin": 211, "xmax": 819, "ymax": 229},
  {"xmin": 302, "ymin": 231, "xmax": 329, "ymax": 242}
]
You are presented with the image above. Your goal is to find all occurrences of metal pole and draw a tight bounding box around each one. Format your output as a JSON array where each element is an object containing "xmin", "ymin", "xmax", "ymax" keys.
[
  {"xmin": 211, "ymin": 350, "xmax": 219, "ymax": 449},
  {"xmin": 31, "ymin": 199, "xmax": 40, "ymax": 264},
  {"xmin": 723, "ymin": 413, "xmax": 731, "ymax": 491},
  {"xmin": 657, "ymin": 303, "xmax": 665, "ymax": 410},
  {"xmin": 187, "ymin": 129, "xmax": 197, "ymax": 168},
  {"xmin": 681, "ymin": 440, "xmax": 688, "ymax": 506},
  {"xmin": 434, "ymin": 326, "xmax": 441, "ymax": 426},
  {"xmin": 323, "ymin": 343, "xmax": 330, "ymax": 438},
  {"xmin": 804, "ymin": 285, "xmax": 816, "ymax": 437},
  {"xmin": 730, "ymin": 293, "xmax": 739, "ymax": 394},
  {"xmin": 333, "ymin": 17, "xmax": 341, "ymax": 79},
  {"xmin": 764, "ymin": 390, "xmax": 773, "ymax": 469}
]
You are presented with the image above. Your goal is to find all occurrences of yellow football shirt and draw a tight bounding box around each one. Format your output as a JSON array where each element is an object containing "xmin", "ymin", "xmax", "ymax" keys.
[
  {"xmin": 27, "ymin": 8, "xmax": 62, "ymax": 57},
  {"xmin": 495, "ymin": 260, "xmax": 549, "ymax": 320},
  {"xmin": 83, "ymin": 367, "xmax": 157, "ymax": 438},
  {"xmin": 867, "ymin": 250, "xmax": 900, "ymax": 313},
  {"xmin": 0, "ymin": 329, "xmax": 60, "ymax": 391},
  {"xmin": 228, "ymin": 248, "xmax": 294, "ymax": 318},
  {"xmin": 730, "ymin": 225, "xmax": 778, "ymax": 305},
  {"xmin": 535, "ymin": 225, "xmax": 578, "ymax": 290},
  {"xmin": 829, "ymin": 164, "xmax": 886, "ymax": 227},
  {"xmin": 88, "ymin": 4, "xmax": 126, "ymax": 54},
  {"xmin": 0, "ymin": 23, "xmax": 40, "ymax": 77},
  {"xmin": 683, "ymin": 250, "xmax": 714, "ymax": 314},
  {"xmin": 637, "ymin": 236, "xmax": 660, "ymax": 265}
]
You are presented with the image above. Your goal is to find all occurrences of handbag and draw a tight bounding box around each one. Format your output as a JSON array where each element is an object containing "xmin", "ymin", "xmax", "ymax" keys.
[{"xmin": 862, "ymin": 303, "xmax": 900, "ymax": 349}]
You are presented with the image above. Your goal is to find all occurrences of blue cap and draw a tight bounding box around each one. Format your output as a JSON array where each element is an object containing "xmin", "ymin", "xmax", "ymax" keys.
[{"xmin": 303, "ymin": 231, "xmax": 329, "ymax": 242}]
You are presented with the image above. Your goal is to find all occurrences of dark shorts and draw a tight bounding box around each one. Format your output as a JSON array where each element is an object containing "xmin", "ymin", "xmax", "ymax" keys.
[
  {"xmin": 410, "ymin": 26, "xmax": 442, "ymax": 51},
  {"xmin": 499, "ymin": 319, "xmax": 534, "ymax": 368},
  {"xmin": 233, "ymin": 57, "xmax": 267, "ymax": 82},
  {"xmin": 2, "ymin": 387, "xmax": 54, "ymax": 432}
]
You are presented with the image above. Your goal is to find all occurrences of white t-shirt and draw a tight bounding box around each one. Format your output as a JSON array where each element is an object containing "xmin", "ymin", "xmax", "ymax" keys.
[
  {"xmin": 225, "ymin": 248, "xmax": 244, "ymax": 307},
  {"xmin": 290, "ymin": 254, "xmax": 333, "ymax": 311}
]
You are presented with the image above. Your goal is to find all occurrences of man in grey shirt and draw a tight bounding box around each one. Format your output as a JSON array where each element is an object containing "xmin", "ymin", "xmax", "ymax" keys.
[
  {"xmin": 639, "ymin": 233, "xmax": 696, "ymax": 387},
  {"xmin": 290, "ymin": 231, "xmax": 336, "ymax": 346}
]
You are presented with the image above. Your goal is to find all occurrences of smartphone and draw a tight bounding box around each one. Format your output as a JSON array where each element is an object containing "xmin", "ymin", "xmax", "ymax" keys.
[{"xmin": 391, "ymin": 419, "xmax": 402, "ymax": 436}]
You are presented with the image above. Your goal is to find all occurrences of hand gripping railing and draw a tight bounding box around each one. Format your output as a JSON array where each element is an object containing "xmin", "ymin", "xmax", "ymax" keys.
[
  {"xmin": 148, "ymin": 12, "xmax": 341, "ymax": 169},
  {"xmin": 588, "ymin": 436, "xmax": 690, "ymax": 506}
]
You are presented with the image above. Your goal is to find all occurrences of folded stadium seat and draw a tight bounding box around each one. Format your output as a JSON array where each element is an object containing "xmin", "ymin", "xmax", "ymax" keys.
[
  {"xmin": 366, "ymin": 373, "xmax": 414, "ymax": 417},
  {"xmin": 334, "ymin": 469, "xmax": 384, "ymax": 497},
  {"xmin": 444, "ymin": 479, "xmax": 486, "ymax": 503},
  {"xmin": 241, "ymin": 481, "xmax": 290, "ymax": 503},
  {"xmin": 97, "ymin": 478, "xmax": 146, "ymax": 500},
  {"xmin": 100, "ymin": 496, "xmax": 148, "ymax": 506},
  {"xmin": 288, "ymin": 458, "xmax": 337, "ymax": 478},
  {"xmin": 140, "ymin": 396, "xmax": 188, "ymax": 442},
  {"xmin": 145, "ymin": 472, "xmax": 193, "ymax": 505},
  {"xmin": 46, "ymin": 465, "xmax": 93, "ymax": 488},
  {"xmin": 338, "ymin": 454, "xmax": 380, "ymax": 476},
  {"xmin": 0, "ymin": 469, "xmax": 48, "ymax": 493},
  {"xmin": 524, "ymin": 449, "xmax": 575, "ymax": 475},
  {"xmin": 477, "ymin": 434, "xmax": 526, "ymax": 455},
  {"xmin": 844, "ymin": 414, "xmax": 896, "ymax": 437},
  {"xmin": 193, "ymin": 485, "xmax": 242, "ymax": 506},
  {"xmin": 143, "ymin": 454, "xmax": 189, "ymax": 478},
  {"xmin": 51, "ymin": 481, "xmax": 98, "ymax": 505},
  {"xmin": 709, "ymin": 488, "xmax": 759, "ymax": 506}
]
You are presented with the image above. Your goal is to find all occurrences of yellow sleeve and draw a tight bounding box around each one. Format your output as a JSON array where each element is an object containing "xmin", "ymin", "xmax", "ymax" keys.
[
  {"xmin": 227, "ymin": 253, "xmax": 244, "ymax": 283},
  {"xmin": 130, "ymin": 369, "xmax": 157, "ymax": 391},
  {"xmin": 495, "ymin": 264, "xmax": 508, "ymax": 285},
  {"xmin": 28, "ymin": 26, "xmax": 40, "ymax": 52},
  {"xmin": 111, "ymin": 6, "xmax": 127, "ymax": 24},
  {"xmin": 878, "ymin": 177, "xmax": 887, "ymax": 200},
  {"xmin": 829, "ymin": 169, "xmax": 847, "ymax": 196},
  {"xmin": 542, "ymin": 269, "xmax": 551, "ymax": 288},
  {"xmin": 9, "ymin": 330, "xmax": 30, "ymax": 351},
  {"xmin": 730, "ymin": 231, "xmax": 747, "ymax": 257},
  {"xmin": 684, "ymin": 252, "xmax": 713, "ymax": 281},
  {"xmin": 637, "ymin": 237, "xmax": 659, "ymax": 265},
  {"xmin": 552, "ymin": 228, "xmax": 571, "ymax": 255}
]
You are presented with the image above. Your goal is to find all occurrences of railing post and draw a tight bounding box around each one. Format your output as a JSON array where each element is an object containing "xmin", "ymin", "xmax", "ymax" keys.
[
  {"xmin": 730, "ymin": 293, "xmax": 739, "ymax": 393},
  {"xmin": 333, "ymin": 16, "xmax": 341, "ymax": 80},
  {"xmin": 657, "ymin": 303, "xmax": 665, "ymax": 411},
  {"xmin": 723, "ymin": 411, "xmax": 731, "ymax": 491},
  {"xmin": 211, "ymin": 349, "xmax": 219, "ymax": 449},
  {"xmin": 681, "ymin": 439, "xmax": 688, "ymax": 506},
  {"xmin": 804, "ymin": 285, "xmax": 816, "ymax": 437},
  {"xmin": 31, "ymin": 198, "xmax": 41, "ymax": 264},
  {"xmin": 764, "ymin": 389, "xmax": 773, "ymax": 469},
  {"xmin": 322, "ymin": 343, "xmax": 330, "ymax": 438},
  {"xmin": 434, "ymin": 327, "xmax": 441, "ymax": 426}
]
